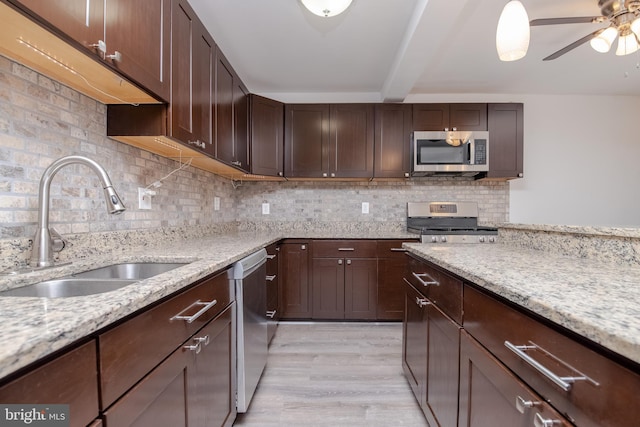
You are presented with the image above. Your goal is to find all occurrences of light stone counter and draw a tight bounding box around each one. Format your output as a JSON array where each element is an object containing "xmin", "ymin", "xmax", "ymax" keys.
[{"xmin": 404, "ymin": 242, "xmax": 640, "ymax": 366}]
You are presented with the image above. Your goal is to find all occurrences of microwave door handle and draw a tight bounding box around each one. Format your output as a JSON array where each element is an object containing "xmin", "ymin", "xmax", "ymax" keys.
[{"xmin": 469, "ymin": 139, "xmax": 475, "ymax": 165}]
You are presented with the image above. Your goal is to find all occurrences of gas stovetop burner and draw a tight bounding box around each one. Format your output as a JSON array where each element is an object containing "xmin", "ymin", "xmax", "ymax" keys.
[{"xmin": 407, "ymin": 201, "xmax": 498, "ymax": 244}]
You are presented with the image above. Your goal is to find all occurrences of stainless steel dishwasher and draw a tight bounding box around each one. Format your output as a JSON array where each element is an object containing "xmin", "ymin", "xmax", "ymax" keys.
[{"xmin": 230, "ymin": 248, "xmax": 268, "ymax": 413}]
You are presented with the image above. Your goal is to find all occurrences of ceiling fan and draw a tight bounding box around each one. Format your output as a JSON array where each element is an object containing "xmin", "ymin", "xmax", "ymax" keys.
[{"xmin": 531, "ymin": 0, "xmax": 640, "ymax": 60}]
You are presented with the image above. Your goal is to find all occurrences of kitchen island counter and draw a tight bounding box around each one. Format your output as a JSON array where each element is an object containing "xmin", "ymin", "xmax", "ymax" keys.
[{"xmin": 404, "ymin": 242, "xmax": 640, "ymax": 366}]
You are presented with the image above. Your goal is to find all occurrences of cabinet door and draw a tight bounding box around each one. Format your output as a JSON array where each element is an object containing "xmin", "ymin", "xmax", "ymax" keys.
[
  {"xmin": 105, "ymin": 0, "xmax": 171, "ymax": 101},
  {"xmin": 486, "ymin": 103, "xmax": 524, "ymax": 179},
  {"xmin": 412, "ymin": 104, "xmax": 449, "ymax": 131},
  {"xmin": 459, "ymin": 331, "xmax": 572, "ymax": 427},
  {"xmin": 312, "ymin": 257, "xmax": 345, "ymax": 319},
  {"xmin": 376, "ymin": 240, "xmax": 415, "ymax": 320},
  {"xmin": 449, "ymin": 103, "xmax": 487, "ymax": 130},
  {"xmin": 250, "ymin": 95, "xmax": 284, "ymax": 177},
  {"xmin": 215, "ymin": 48, "xmax": 235, "ymax": 164},
  {"xmin": 191, "ymin": 305, "xmax": 236, "ymax": 427},
  {"xmin": 265, "ymin": 243, "xmax": 280, "ymax": 343},
  {"xmin": 0, "ymin": 341, "xmax": 99, "ymax": 427},
  {"xmin": 425, "ymin": 305, "xmax": 460, "ymax": 427},
  {"xmin": 330, "ymin": 104, "xmax": 374, "ymax": 178},
  {"xmin": 233, "ymin": 78, "xmax": 250, "ymax": 171},
  {"xmin": 374, "ymin": 103, "xmax": 412, "ymax": 178},
  {"xmin": 103, "ymin": 342, "xmax": 191, "ymax": 427},
  {"xmin": 344, "ymin": 258, "xmax": 377, "ymax": 320},
  {"xmin": 280, "ymin": 242, "xmax": 311, "ymax": 318},
  {"xmin": 402, "ymin": 281, "xmax": 428, "ymax": 411},
  {"xmin": 171, "ymin": 0, "xmax": 212, "ymax": 149},
  {"xmin": 16, "ymin": 0, "xmax": 105, "ymax": 52},
  {"xmin": 284, "ymin": 104, "xmax": 330, "ymax": 177}
]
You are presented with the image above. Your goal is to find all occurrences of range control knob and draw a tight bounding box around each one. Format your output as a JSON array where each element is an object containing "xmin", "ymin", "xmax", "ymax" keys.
[
  {"xmin": 479, "ymin": 236, "xmax": 486, "ymax": 243},
  {"xmin": 431, "ymin": 236, "xmax": 438, "ymax": 243},
  {"xmin": 440, "ymin": 236, "xmax": 447, "ymax": 243},
  {"xmin": 489, "ymin": 236, "xmax": 496, "ymax": 243}
]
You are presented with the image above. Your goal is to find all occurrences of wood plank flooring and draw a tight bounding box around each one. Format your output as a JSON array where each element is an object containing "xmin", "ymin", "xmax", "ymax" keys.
[{"xmin": 233, "ymin": 322, "xmax": 428, "ymax": 427}]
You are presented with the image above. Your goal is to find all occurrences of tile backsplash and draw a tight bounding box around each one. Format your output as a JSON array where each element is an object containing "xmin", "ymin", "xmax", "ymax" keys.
[{"xmin": 0, "ymin": 54, "xmax": 509, "ymax": 269}]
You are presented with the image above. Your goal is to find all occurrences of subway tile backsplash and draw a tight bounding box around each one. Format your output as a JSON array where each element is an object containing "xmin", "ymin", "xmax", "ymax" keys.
[{"xmin": 0, "ymin": 54, "xmax": 509, "ymax": 269}]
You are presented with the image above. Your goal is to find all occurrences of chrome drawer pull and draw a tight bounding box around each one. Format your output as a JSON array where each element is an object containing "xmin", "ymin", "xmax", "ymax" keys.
[
  {"xmin": 533, "ymin": 412, "xmax": 562, "ymax": 427},
  {"xmin": 415, "ymin": 297, "xmax": 430, "ymax": 308},
  {"xmin": 183, "ymin": 341, "xmax": 202, "ymax": 354},
  {"xmin": 338, "ymin": 247, "xmax": 355, "ymax": 251},
  {"xmin": 194, "ymin": 335, "xmax": 210, "ymax": 346},
  {"xmin": 516, "ymin": 395, "xmax": 541, "ymax": 414},
  {"xmin": 266, "ymin": 310, "xmax": 277, "ymax": 318},
  {"xmin": 266, "ymin": 275, "xmax": 276, "ymax": 281},
  {"xmin": 412, "ymin": 272, "xmax": 439, "ymax": 287},
  {"xmin": 266, "ymin": 254, "xmax": 276, "ymax": 259},
  {"xmin": 390, "ymin": 248, "xmax": 407, "ymax": 252},
  {"xmin": 171, "ymin": 299, "xmax": 218, "ymax": 323},
  {"xmin": 505, "ymin": 341, "xmax": 599, "ymax": 392}
]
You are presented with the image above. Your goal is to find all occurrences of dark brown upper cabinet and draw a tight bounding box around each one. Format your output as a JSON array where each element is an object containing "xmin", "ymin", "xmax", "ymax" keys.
[
  {"xmin": 15, "ymin": 0, "xmax": 171, "ymax": 102},
  {"xmin": 485, "ymin": 103, "xmax": 524, "ymax": 179},
  {"xmin": 285, "ymin": 104, "xmax": 374, "ymax": 179},
  {"xmin": 171, "ymin": 0, "xmax": 213, "ymax": 155},
  {"xmin": 374, "ymin": 103, "xmax": 413, "ymax": 178},
  {"xmin": 413, "ymin": 103, "xmax": 487, "ymax": 131},
  {"xmin": 250, "ymin": 95, "xmax": 284, "ymax": 177},
  {"xmin": 215, "ymin": 47, "xmax": 249, "ymax": 172}
]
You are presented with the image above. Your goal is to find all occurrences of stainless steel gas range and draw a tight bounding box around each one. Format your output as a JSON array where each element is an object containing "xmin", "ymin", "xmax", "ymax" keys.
[{"xmin": 407, "ymin": 201, "xmax": 498, "ymax": 244}]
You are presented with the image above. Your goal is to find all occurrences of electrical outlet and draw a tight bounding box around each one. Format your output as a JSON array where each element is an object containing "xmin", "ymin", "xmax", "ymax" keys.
[
  {"xmin": 262, "ymin": 203, "xmax": 270, "ymax": 215},
  {"xmin": 138, "ymin": 188, "xmax": 153, "ymax": 210},
  {"xmin": 362, "ymin": 202, "xmax": 369, "ymax": 214},
  {"xmin": 214, "ymin": 197, "xmax": 220, "ymax": 211}
]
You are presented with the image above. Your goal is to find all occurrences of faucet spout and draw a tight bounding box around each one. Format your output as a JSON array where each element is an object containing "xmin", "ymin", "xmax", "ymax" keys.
[{"xmin": 31, "ymin": 155, "xmax": 126, "ymax": 268}]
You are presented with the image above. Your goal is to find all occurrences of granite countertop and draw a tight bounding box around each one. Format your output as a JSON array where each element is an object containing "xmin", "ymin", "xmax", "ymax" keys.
[{"xmin": 404, "ymin": 243, "xmax": 640, "ymax": 366}]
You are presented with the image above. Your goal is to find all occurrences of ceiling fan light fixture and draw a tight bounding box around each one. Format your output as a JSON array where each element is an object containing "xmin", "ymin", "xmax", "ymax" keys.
[
  {"xmin": 615, "ymin": 30, "xmax": 640, "ymax": 55},
  {"xmin": 631, "ymin": 16, "xmax": 640, "ymax": 38},
  {"xmin": 590, "ymin": 26, "xmax": 619, "ymax": 53},
  {"xmin": 496, "ymin": 1, "xmax": 530, "ymax": 61},
  {"xmin": 301, "ymin": 0, "xmax": 353, "ymax": 17}
]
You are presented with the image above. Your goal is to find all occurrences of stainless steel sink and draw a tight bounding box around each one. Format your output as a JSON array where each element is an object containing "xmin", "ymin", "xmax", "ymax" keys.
[
  {"xmin": 71, "ymin": 262, "xmax": 188, "ymax": 280},
  {"xmin": 0, "ymin": 262, "xmax": 189, "ymax": 298},
  {"xmin": 0, "ymin": 278, "xmax": 136, "ymax": 298}
]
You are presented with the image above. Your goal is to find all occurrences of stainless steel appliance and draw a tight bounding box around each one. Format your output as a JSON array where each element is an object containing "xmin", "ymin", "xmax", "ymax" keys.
[
  {"xmin": 412, "ymin": 130, "xmax": 489, "ymax": 176},
  {"xmin": 230, "ymin": 248, "xmax": 268, "ymax": 413},
  {"xmin": 407, "ymin": 201, "xmax": 498, "ymax": 244}
]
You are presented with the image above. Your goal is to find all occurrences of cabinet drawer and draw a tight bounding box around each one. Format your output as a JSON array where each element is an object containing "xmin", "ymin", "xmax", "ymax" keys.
[
  {"xmin": 376, "ymin": 239, "xmax": 417, "ymax": 258},
  {"xmin": 0, "ymin": 341, "xmax": 99, "ymax": 427},
  {"xmin": 312, "ymin": 240, "xmax": 377, "ymax": 258},
  {"xmin": 464, "ymin": 285, "xmax": 640, "ymax": 427},
  {"xmin": 99, "ymin": 268, "xmax": 232, "ymax": 408},
  {"xmin": 405, "ymin": 255, "xmax": 462, "ymax": 324}
]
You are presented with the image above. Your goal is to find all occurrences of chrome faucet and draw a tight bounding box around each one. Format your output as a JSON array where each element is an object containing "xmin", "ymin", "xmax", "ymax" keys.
[{"xmin": 31, "ymin": 155, "xmax": 126, "ymax": 268}]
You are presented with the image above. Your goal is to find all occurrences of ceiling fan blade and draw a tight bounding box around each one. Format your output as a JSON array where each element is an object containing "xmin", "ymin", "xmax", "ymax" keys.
[
  {"xmin": 530, "ymin": 16, "xmax": 604, "ymax": 26},
  {"xmin": 542, "ymin": 29, "xmax": 602, "ymax": 61}
]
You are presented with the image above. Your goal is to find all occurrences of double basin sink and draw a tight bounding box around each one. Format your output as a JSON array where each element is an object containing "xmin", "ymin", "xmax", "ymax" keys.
[{"xmin": 0, "ymin": 262, "xmax": 188, "ymax": 298}]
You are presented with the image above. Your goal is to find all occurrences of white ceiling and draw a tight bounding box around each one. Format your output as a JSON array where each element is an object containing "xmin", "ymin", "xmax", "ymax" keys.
[{"xmin": 189, "ymin": 0, "xmax": 640, "ymax": 102}]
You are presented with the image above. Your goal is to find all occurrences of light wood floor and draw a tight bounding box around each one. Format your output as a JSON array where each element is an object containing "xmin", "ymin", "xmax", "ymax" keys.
[{"xmin": 233, "ymin": 322, "xmax": 428, "ymax": 427}]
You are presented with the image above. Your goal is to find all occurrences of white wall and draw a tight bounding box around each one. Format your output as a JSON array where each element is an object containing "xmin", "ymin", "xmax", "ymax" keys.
[{"xmin": 407, "ymin": 93, "xmax": 640, "ymax": 228}]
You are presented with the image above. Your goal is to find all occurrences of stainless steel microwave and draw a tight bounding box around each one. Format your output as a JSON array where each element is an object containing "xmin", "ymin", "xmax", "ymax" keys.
[{"xmin": 412, "ymin": 130, "xmax": 489, "ymax": 176}]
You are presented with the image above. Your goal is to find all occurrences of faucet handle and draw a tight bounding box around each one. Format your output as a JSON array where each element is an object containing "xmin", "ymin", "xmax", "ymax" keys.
[{"xmin": 49, "ymin": 227, "xmax": 66, "ymax": 252}]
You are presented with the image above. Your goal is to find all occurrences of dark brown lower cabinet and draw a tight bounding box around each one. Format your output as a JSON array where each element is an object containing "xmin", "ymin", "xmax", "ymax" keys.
[
  {"xmin": 459, "ymin": 331, "xmax": 572, "ymax": 427},
  {"xmin": 279, "ymin": 240, "xmax": 311, "ymax": 319},
  {"xmin": 265, "ymin": 243, "xmax": 280, "ymax": 343},
  {"xmin": 103, "ymin": 304, "xmax": 235, "ymax": 427},
  {"xmin": 376, "ymin": 240, "xmax": 416, "ymax": 320},
  {"xmin": 0, "ymin": 340, "xmax": 99, "ymax": 427},
  {"xmin": 402, "ymin": 280, "xmax": 428, "ymax": 404}
]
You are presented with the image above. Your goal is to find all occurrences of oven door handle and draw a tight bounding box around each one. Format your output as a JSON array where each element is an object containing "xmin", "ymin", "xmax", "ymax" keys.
[{"xmin": 412, "ymin": 272, "xmax": 439, "ymax": 287}]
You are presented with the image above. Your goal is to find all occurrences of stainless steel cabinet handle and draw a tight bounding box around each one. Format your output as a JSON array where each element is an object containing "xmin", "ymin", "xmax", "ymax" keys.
[
  {"xmin": 416, "ymin": 297, "xmax": 430, "ymax": 307},
  {"xmin": 170, "ymin": 299, "xmax": 218, "ymax": 323},
  {"xmin": 390, "ymin": 248, "xmax": 407, "ymax": 252},
  {"xmin": 266, "ymin": 254, "xmax": 276, "ymax": 259},
  {"xmin": 533, "ymin": 412, "xmax": 562, "ymax": 427},
  {"xmin": 183, "ymin": 341, "xmax": 202, "ymax": 354},
  {"xmin": 338, "ymin": 259, "xmax": 343, "ymax": 265},
  {"xmin": 516, "ymin": 395, "xmax": 541, "ymax": 414},
  {"xmin": 504, "ymin": 341, "xmax": 597, "ymax": 392},
  {"xmin": 338, "ymin": 248, "xmax": 355, "ymax": 251},
  {"xmin": 266, "ymin": 310, "xmax": 277, "ymax": 319},
  {"xmin": 194, "ymin": 335, "xmax": 210, "ymax": 346},
  {"xmin": 346, "ymin": 259, "xmax": 351, "ymax": 265},
  {"xmin": 266, "ymin": 275, "xmax": 276, "ymax": 281},
  {"xmin": 412, "ymin": 272, "xmax": 439, "ymax": 287}
]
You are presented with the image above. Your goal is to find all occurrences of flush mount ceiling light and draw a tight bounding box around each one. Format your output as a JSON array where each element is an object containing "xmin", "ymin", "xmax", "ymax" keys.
[
  {"xmin": 301, "ymin": 0, "xmax": 353, "ymax": 17},
  {"xmin": 524, "ymin": 0, "xmax": 640, "ymax": 60},
  {"xmin": 496, "ymin": 1, "xmax": 530, "ymax": 61}
]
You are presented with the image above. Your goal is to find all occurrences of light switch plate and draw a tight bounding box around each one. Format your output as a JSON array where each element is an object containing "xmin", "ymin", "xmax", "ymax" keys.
[
  {"xmin": 214, "ymin": 197, "xmax": 220, "ymax": 211},
  {"xmin": 138, "ymin": 188, "xmax": 152, "ymax": 210},
  {"xmin": 362, "ymin": 202, "xmax": 369, "ymax": 214},
  {"xmin": 262, "ymin": 203, "xmax": 270, "ymax": 215}
]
